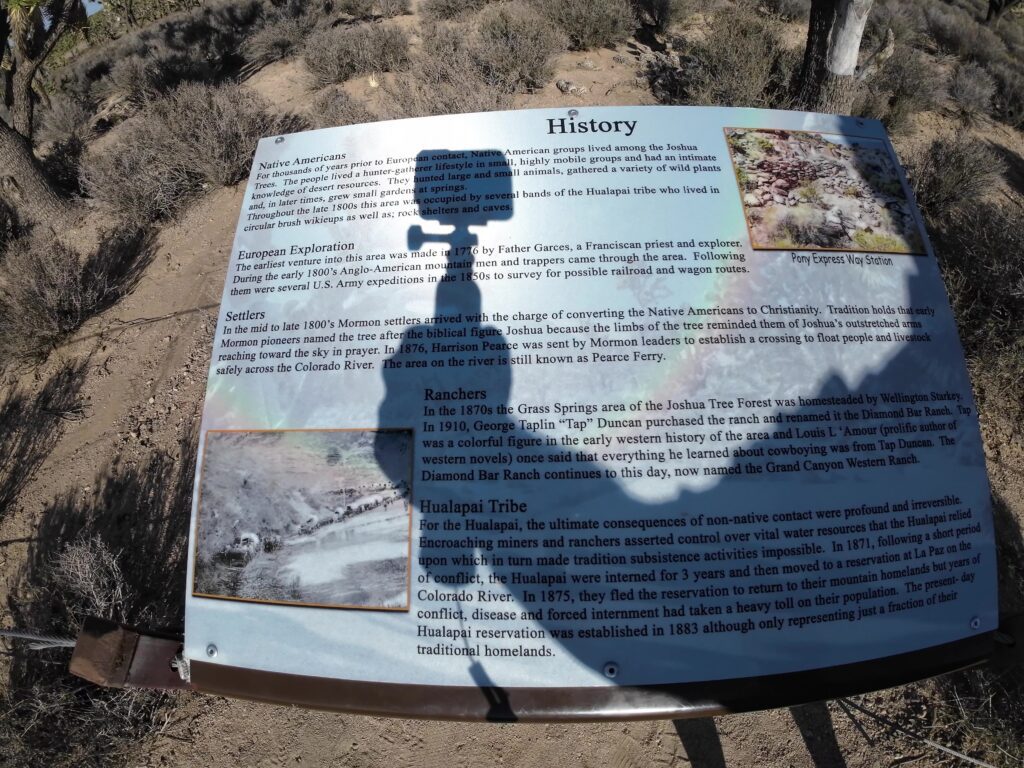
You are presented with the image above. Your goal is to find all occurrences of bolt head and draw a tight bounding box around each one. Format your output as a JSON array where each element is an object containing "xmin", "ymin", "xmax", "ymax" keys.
[
  {"xmin": 602, "ymin": 662, "xmax": 618, "ymax": 679},
  {"xmin": 206, "ymin": 644, "xmax": 218, "ymax": 658}
]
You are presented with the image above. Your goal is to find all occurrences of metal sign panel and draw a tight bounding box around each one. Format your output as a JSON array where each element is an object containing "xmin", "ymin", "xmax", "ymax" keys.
[{"xmin": 184, "ymin": 106, "xmax": 996, "ymax": 718}]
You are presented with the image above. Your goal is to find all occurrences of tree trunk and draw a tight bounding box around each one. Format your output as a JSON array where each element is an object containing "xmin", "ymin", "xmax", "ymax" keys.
[
  {"xmin": 0, "ymin": 119, "xmax": 76, "ymax": 232},
  {"xmin": 10, "ymin": 65, "xmax": 36, "ymax": 141},
  {"xmin": 797, "ymin": 0, "xmax": 874, "ymax": 114}
]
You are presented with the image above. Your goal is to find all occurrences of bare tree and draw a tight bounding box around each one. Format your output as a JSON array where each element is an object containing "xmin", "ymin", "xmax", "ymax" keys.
[{"xmin": 796, "ymin": 0, "xmax": 874, "ymax": 114}]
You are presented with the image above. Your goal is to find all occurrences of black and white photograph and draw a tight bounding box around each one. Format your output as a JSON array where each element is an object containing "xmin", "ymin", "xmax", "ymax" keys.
[{"xmin": 193, "ymin": 429, "xmax": 412, "ymax": 610}]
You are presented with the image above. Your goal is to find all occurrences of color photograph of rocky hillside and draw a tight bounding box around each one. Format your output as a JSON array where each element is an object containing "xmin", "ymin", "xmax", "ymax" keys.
[{"xmin": 727, "ymin": 128, "xmax": 926, "ymax": 254}]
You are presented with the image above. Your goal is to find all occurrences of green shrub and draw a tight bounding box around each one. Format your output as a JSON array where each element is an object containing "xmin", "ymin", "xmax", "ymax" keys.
[
  {"xmin": 533, "ymin": 0, "xmax": 636, "ymax": 51},
  {"xmin": 906, "ymin": 134, "xmax": 1005, "ymax": 222},
  {"xmin": 303, "ymin": 23, "xmax": 410, "ymax": 86},
  {"xmin": 473, "ymin": 2, "xmax": 567, "ymax": 90}
]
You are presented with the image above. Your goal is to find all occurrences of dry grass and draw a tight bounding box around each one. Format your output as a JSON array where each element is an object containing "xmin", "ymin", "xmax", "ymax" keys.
[{"xmin": 303, "ymin": 22, "xmax": 411, "ymax": 87}]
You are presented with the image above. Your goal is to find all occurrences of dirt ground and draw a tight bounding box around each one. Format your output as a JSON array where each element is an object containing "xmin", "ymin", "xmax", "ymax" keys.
[{"xmin": 3, "ymin": 9, "xmax": 1024, "ymax": 768}]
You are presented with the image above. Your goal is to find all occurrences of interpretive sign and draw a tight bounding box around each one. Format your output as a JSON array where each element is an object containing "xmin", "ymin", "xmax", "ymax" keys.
[{"xmin": 184, "ymin": 106, "xmax": 996, "ymax": 719}]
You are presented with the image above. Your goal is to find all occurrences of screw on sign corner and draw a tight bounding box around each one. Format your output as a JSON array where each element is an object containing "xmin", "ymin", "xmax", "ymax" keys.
[
  {"xmin": 206, "ymin": 644, "xmax": 218, "ymax": 658},
  {"xmin": 970, "ymin": 617, "xmax": 981, "ymax": 631},
  {"xmin": 603, "ymin": 661, "xmax": 619, "ymax": 679}
]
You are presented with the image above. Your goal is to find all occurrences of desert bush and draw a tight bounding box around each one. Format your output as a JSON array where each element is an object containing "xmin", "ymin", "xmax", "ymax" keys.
[
  {"xmin": 931, "ymin": 203, "xmax": 1024, "ymax": 420},
  {"xmin": 310, "ymin": 88, "xmax": 375, "ymax": 128},
  {"xmin": 50, "ymin": 536, "xmax": 130, "ymax": 622},
  {"xmin": 241, "ymin": 15, "xmax": 312, "ymax": 68},
  {"xmin": 986, "ymin": 59, "xmax": 1024, "ymax": 127},
  {"xmin": 0, "ymin": 202, "xmax": 18, "ymax": 256},
  {"xmin": 864, "ymin": 0, "xmax": 926, "ymax": 49},
  {"xmin": 854, "ymin": 46, "xmax": 946, "ymax": 133},
  {"xmin": 376, "ymin": 0, "xmax": 410, "ymax": 16},
  {"xmin": 41, "ymin": 136, "xmax": 88, "ymax": 197},
  {"xmin": 648, "ymin": 8, "xmax": 796, "ymax": 109},
  {"xmin": 84, "ymin": 82, "xmax": 294, "ymax": 220},
  {"xmin": 383, "ymin": 23, "xmax": 513, "ymax": 117},
  {"xmin": 37, "ymin": 98, "xmax": 93, "ymax": 145},
  {"xmin": 83, "ymin": 123, "xmax": 201, "ymax": 222},
  {"xmin": 337, "ymin": 0, "xmax": 375, "ymax": 17},
  {"xmin": 906, "ymin": 134, "xmax": 1005, "ymax": 221},
  {"xmin": 950, "ymin": 61, "xmax": 996, "ymax": 120},
  {"xmin": 303, "ymin": 23, "xmax": 410, "ymax": 86},
  {"xmin": 534, "ymin": 0, "xmax": 636, "ymax": 51},
  {"xmin": 0, "ymin": 228, "xmax": 153, "ymax": 365},
  {"xmin": 0, "ymin": 239, "xmax": 95, "ymax": 363},
  {"xmin": 71, "ymin": 0, "xmax": 270, "ymax": 108},
  {"xmin": 473, "ymin": 3, "xmax": 567, "ymax": 90},
  {"xmin": 0, "ymin": 535, "xmax": 176, "ymax": 768},
  {"xmin": 420, "ymin": 0, "xmax": 492, "ymax": 21},
  {"xmin": 92, "ymin": 56, "xmax": 162, "ymax": 105},
  {"xmin": 924, "ymin": 4, "xmax": 1007, "ymax": 66},
  {"xmin": 629, "ymin": 0, "xmax": 692, "ymax": 30},
  {"xmin": 762, "ymin": 0, "xmax": 810, "ymax": 22}
]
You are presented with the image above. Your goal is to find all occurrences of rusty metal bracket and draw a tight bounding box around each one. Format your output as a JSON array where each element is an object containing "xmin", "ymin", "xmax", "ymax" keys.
[{"xmin": 69, "ymin": 617, "xmax": 190, "ymax": 691}]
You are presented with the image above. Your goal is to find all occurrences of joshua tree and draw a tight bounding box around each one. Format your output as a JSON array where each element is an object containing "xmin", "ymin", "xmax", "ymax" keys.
[
  {"xmin": 1, "ymin": 0, "xmax": 85, "ymax": 230},
  {"xmin": 986, "ymin": 0, "xmax": 1022, "ymax": 23},
  {"xmin": 3, "ymin": 0, "xmax": 88, "ymax": 139},
  {"xmin": 796, "ymin": 0, "xmax": 874, "ymax": 114}
]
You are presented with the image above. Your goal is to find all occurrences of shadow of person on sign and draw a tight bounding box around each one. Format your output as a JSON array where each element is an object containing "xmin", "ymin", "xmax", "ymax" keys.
[{"xmin": 373, "ymin": 144, "xmax": 991, "ymax": 722}]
